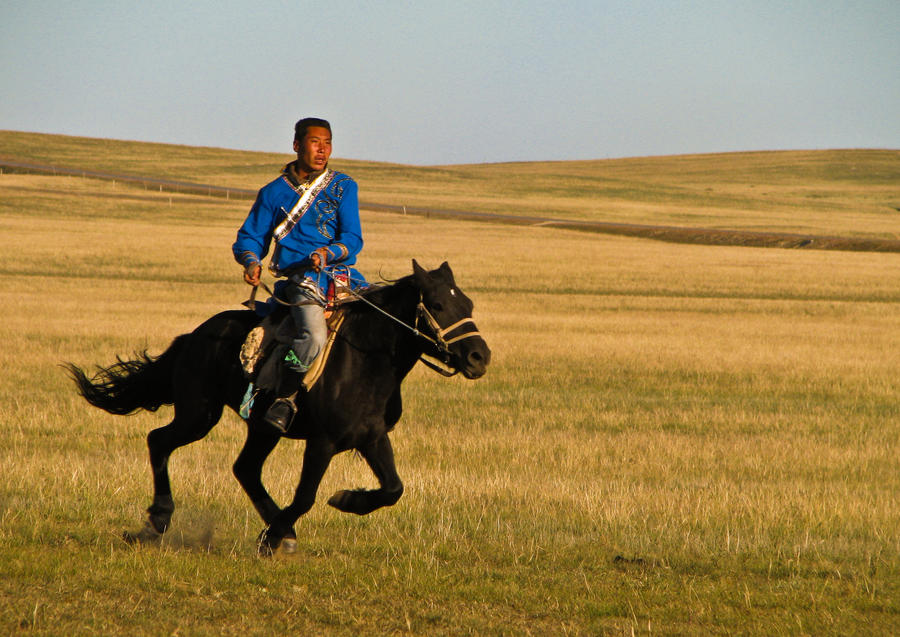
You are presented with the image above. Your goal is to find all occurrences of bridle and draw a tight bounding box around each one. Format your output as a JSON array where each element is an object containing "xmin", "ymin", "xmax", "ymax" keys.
[
  {"xmin": 413, "ymin": 298, "xmax": 483, "ymax": 376},
  {"xmin": 326, "ymin": 271, "xmax": 482, "ymax": 377}
]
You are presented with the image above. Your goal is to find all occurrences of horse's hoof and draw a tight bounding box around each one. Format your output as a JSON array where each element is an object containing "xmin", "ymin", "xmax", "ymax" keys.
[
  {"xmin": 327, "ymin": 489, "xmax": 353, "ymax": 511},
  {"xmin": 123, "ymin": 521, "xmax": 162, "ymax": 545},
  {"xmin": 280, "ymin": 537, "xmax": 298, "ymax": 554},
  {"xmin": 328, "ymin": 489, "xmax": 375, "ymax": 515}
]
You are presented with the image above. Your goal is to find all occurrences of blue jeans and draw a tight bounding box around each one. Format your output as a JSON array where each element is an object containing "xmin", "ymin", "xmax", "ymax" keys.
[{"xmin": 282, "ymin": 280, "xmax": 327, "ymax": 373}]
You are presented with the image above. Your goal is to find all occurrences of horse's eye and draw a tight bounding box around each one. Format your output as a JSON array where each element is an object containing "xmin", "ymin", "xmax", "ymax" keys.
[{"xmin": 432, "ymin": 303, "xmax": 444, "ymax": 312}]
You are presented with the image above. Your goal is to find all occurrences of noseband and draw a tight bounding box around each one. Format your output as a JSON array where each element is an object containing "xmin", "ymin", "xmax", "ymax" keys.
[
  {"xmin": 413, "ymin": 299, "xmax": 483, "ymax": 375},
  {"xmin": 415, "ymin": 300, "xmax": 481, "ymax": 352}
]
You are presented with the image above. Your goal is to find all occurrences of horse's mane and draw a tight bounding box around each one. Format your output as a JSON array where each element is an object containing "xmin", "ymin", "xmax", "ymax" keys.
[
  {"xmin": 353, "ymin": 274, "xmax": 416, "ymax": 307},
  {"xmin": 320, "ymin": 276, "xmax": 410, "ymax": 333}
]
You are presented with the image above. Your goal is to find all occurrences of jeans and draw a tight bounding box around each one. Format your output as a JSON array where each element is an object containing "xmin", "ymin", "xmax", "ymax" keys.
[{"xmin": 281, "ymin": 280, "xmax": 327, "ymax": 373}]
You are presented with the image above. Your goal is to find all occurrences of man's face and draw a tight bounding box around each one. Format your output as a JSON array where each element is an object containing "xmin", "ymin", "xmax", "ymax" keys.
[{"xmin": 294, "ymin": 126, "xmax": 332, "ymax": 175}]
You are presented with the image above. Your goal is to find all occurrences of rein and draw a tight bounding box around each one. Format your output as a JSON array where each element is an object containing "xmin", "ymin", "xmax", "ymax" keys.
[
  {"xmin": 245, "ymin": 280, "xmax": 320, "ymax": 308},
  {"xmin": 245, "ymin": 269, "xmax": 482, "ymax": 376}
]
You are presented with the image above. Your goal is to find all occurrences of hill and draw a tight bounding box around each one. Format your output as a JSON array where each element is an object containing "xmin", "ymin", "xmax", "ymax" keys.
[{"xmin": 1, "ymin": 130, "xmax": 898, "ymax": 246}]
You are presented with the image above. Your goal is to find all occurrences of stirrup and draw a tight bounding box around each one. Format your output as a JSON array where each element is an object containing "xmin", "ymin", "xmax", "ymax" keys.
[{"xmin": 264, "ymin": 397, "xmax": 297, "ymax": 433}]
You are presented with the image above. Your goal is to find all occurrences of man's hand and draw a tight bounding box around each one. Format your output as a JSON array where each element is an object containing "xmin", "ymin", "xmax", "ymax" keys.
[
  {"xmin": 310, "ymin": 247, "xmax": 329, "ymax": 272},
  {"xmin": 243, "ymin": 262, "xmax": 261, "ymax": 286}
]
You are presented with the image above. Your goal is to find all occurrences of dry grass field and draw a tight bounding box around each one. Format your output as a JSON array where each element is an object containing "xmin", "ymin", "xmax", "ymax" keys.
[{"xmin": 0, "ymin": 138, "xmax": 898, "ymax": 635}]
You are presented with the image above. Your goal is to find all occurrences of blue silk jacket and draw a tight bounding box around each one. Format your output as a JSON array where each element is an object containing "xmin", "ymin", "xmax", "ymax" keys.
[{"xmin": 232, "ymin": 164, "xmax": 365, "ymax": 295}]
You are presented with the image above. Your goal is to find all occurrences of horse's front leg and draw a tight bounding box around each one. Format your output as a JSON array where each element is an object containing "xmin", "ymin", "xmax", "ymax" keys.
[
  {"xmin": 328, "ymin": 432, "xmax": 404, "ymax": 515},
  {"xmin": 258, "ymin": 435, "xmax": 335, "ymax": 556},
  {"xmin": 232, "ymin": 426, "xmax": 289, "ymax": 531}
]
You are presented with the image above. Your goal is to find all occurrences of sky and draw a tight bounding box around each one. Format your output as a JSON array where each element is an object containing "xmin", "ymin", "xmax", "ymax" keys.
[{"xmin": 1, "ymin": 1, "xmax": 898, "ymax": 165}]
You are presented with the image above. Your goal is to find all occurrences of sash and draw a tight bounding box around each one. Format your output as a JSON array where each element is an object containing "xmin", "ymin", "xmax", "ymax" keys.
[{"xmin": 273, "ymin": 169, "xmax": 335, "ymax": 242}]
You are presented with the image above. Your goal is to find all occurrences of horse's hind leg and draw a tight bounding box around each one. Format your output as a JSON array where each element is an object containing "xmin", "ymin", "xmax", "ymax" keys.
[
  {"xmin": 125, "ymin": 403, "xmax": 223, "ymax": 543},
  {"xmin": 328, "ymin": 433, "xmax": 404, "ymax": 515}
]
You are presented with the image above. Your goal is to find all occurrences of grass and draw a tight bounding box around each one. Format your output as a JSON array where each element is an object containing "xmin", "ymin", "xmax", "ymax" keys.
[{"xmin": 1, "ymin": 147, "xmax": 899, "ymax": 634}]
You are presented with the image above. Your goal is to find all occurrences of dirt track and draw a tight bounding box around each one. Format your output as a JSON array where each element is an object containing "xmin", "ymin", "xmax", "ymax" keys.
[{"xmin": 3, "ymin": 158, "xmax": 899, "ymax": 253}]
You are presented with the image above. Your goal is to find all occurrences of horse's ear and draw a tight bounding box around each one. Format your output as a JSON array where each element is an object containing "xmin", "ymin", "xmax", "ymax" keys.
[
  {"xmin": 412, "ymin": 259, "xmax": 429, "ymax": 287},
  {"xmin": 438, "ymin": 261, "xmax": 455, "ymax": 284}
]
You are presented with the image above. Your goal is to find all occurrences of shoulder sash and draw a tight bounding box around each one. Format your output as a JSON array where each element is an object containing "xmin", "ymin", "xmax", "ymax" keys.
[{"xmin": 273, "ymin": 169, "xmax": 336, "ymax": 242}]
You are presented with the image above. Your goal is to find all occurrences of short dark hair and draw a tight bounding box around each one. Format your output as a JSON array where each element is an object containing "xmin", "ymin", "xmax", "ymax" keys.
[{"xmin": 294, "ymin": 117, "xmax": 331, "ymax": 142}]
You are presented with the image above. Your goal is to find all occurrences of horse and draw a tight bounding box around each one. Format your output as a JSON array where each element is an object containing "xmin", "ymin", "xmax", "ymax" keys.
[{"xmin": 66, "ymin": 260, "xmax": 491, "ymax": 554}]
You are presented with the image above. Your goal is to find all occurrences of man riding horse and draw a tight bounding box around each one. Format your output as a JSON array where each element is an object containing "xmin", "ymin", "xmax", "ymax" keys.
[
  {"xmin": 233, "ymin": 117, "xmax": 365, "ymax": 432},
  {"xmin": 68, "ymin": 120, "xmax": 492, "ymax": 550}
]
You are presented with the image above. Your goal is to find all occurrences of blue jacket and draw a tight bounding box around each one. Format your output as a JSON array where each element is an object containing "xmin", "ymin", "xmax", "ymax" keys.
[{"xmin": 233, "ymin": 164, "xmax": 365, "ymax": 296}]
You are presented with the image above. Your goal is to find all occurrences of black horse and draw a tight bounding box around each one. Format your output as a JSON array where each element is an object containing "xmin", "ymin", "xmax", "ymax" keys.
[{"xmin": 67, "ymin": 261, "xmax": 491, "ymax": 554}]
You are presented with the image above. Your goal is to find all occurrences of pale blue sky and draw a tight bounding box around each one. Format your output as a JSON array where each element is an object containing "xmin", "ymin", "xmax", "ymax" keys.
[{"xmin": 2, "ymin": 1, "xmax": 898, "ymax": 165}]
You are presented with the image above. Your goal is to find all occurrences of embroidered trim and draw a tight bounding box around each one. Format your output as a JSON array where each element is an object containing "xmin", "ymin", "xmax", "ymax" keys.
[
  {"xmin": 273, "ymin": 169, "xmax": 335, "ymax": 242},
  {"xmin": 314, "ymin": 174, "xmax": 352, "ymax": 240},
  {"xmin": 238, "ymin": 250, "xmax": 259, "ymax": 267},
  {"xmin": 331, "ymin": 243, "xmax": 349, "ymax": 261}
]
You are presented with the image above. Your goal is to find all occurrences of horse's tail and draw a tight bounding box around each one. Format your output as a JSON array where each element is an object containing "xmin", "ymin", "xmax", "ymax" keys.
[{"xmin": 65, "ymin": 334, "xmax": 190, "ymax": 416}]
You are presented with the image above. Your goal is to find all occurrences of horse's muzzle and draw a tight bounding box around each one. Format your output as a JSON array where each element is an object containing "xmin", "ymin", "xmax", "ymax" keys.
[{"xmin": 458, "ymin": 339, "xmax": 491, "ymax": 379}]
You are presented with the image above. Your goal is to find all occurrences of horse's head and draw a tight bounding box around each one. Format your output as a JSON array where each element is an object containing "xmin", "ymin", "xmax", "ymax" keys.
[{"xmin": 412, "ymin": 260, "xmax": 491, "ymax": 379}]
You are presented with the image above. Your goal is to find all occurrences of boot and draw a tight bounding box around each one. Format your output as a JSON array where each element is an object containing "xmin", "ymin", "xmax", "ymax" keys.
[
  {"xmin": 264, "ymin": 395, "xmax": 297, "ymax": 432},
  {"xmin": 262, "ymin": 350, "xmax": 306, "ymax": 433}
]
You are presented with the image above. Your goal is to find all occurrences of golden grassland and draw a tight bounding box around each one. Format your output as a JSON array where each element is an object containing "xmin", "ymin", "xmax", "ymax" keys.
[
  {"xmin": 3, "ymin": 130, "xmax": 899, "ymax": 239},
  {"xmin": 0, "ymin": 154, "xmax": 899, "ymax": 634}
]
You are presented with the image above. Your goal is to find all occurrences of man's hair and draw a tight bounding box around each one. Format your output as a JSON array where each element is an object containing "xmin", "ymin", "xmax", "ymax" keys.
[{"xmin": 294, "ymin": 117, "xmax": 331, "ymax": 142}]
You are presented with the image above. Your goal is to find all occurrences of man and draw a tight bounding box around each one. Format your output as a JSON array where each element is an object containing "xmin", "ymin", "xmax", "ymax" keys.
[{"xmin": 233, "ymin": 117, "xmax": 365, "ymax": 431}]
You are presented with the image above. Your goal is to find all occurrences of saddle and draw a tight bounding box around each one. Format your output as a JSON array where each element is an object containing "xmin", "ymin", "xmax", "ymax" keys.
[
  {"xmin": 239, "ymin": 269, "xmax": 357, "ymax": 394},
  {"xmin": 240, "ymin": 305, "xmax": 347, "ymax": 393}
]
